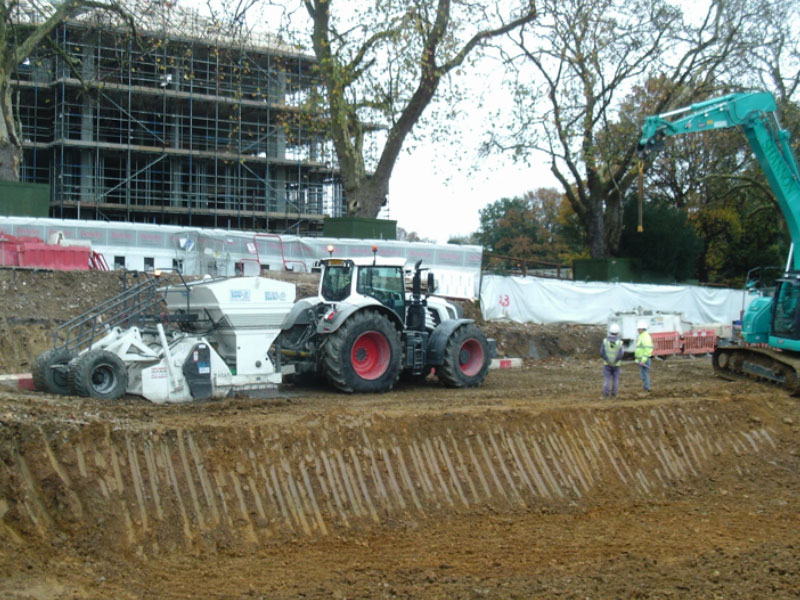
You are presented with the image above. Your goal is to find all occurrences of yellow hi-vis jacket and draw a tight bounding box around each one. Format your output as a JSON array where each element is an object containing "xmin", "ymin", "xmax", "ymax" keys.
[
  {"xmin": 601, "ymin": 337, "xmax": 623, "ymax": 367},
  {"xmin": 635, "ymin": 331, "xmax": 653, "ymax": 365}
]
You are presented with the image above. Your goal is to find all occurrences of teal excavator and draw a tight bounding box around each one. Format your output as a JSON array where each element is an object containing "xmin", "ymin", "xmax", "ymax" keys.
[{"xmin": 638, "ymin": 90, "xmax": 800, "ymax": 392}]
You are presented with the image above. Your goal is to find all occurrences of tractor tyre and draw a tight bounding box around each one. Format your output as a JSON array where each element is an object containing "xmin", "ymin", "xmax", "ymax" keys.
[
  {"xmin": 437, "ymin": 323, "xmax": 491, "ymax": 388},
  {"xmin": 69, "ymin": 350, "xmax": 128, "ymax": 400},
  {"xmin": 321, "ymin": 310, "xmax": 402, "ymax": 393},
  {"xmin": 32, "ymin": 348, "xmax": 76, "ymax": 395}
]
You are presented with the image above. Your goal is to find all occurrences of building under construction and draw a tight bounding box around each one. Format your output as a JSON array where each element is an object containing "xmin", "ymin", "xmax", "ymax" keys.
[{"xmin": 12, "ymin": 6, "xmax": 344, "ymax": 235}]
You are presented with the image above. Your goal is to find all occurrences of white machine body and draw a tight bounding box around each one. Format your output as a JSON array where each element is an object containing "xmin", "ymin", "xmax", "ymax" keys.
[{"xmin": 87, "ymin": 276, "xmax": 296, "ymax": 404}]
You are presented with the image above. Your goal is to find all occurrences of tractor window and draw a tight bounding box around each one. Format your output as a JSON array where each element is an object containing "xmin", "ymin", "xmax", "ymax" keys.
[
  {"xmin": 357, "ymin": 266, "xmax": 405, "ymax": 318},
  {"xmin": 773, "ymin": 281, "xmax": 800, "ymax": 339},
  {"xmin": 321, "ymin": 266, "xmax": 353, "ymax": 302}
]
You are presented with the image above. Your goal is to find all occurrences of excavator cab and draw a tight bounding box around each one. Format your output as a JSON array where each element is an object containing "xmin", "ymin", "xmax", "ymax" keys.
[{"xmin": 770, "ymin": 276, "xmax": 800, "ymax": 347}]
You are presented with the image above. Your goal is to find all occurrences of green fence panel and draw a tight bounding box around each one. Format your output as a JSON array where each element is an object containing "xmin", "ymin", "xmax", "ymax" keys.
[{"xmin": 0, "ymin": 182, "xmax": 50, "ymax": 217}]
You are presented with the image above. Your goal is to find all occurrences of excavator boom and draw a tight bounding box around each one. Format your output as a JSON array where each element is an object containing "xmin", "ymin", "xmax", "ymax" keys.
[{"xmin": 638, "ymin": 90, "xmax": 800, "ymax": 392}]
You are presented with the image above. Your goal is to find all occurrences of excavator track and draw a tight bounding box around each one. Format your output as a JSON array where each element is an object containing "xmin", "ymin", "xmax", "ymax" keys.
[{"xmin": 713, "ymin": 345, "xmax": 800, "ymax": 395}]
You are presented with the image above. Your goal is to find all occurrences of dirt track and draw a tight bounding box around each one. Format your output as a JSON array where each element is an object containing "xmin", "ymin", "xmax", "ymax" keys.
[
  {"xmin": 1, "ymin": 270, "xmax": 800, "ymax": 599},
  {"xmin": 2, "ymin": 356, "xmax": 800, "ymax": 599}
]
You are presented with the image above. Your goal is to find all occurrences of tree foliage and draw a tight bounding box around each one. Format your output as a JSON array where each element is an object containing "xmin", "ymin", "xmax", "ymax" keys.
[
  {"xmin": 284, "ymin": 0, "xmax": 537, "ymax": 218},
  {"xmin": 618, "ymin": 195, "xmax": 702, "ymax": 282},
  {"xmin": 475, "ymin": 188, "xmax": 584, "ymax": 266},
  {"xmin": 487, "ymin": 0, "xmax": 793, "ymax": 259},
  {"xmin": 637, "ymin": 87, "xmax": 799, "ymax": 284}
]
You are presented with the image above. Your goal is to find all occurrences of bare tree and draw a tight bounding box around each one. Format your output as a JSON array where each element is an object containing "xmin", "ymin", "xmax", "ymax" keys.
[
  {"xmin": 487, "ymin": 0, "xmax": 766, "ymax": 258},
  {"xmin": 0, "ymin": 0, "xmax": 137, "ymax": 181},
  {"xmin": 283, "ymin": 0, "xmax": 538, "ymax": 218}
]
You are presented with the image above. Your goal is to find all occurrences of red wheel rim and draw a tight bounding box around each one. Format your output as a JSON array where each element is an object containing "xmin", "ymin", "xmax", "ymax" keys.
[
  {"xmin": 458, "ymin": 339, "xmax": 484, "ymax": 377},
  {"xmin": 351, "ymin": 331, "xmax": 391, "ymax": 380}
]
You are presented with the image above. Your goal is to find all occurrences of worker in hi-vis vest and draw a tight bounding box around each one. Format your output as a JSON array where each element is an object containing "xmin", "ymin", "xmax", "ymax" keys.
[
  {"xmin": 634, "ymin": 320, "xmax": 654, "ymax": 392},
  {"xmin": 600, "ymin": 323, "xmax": 624, "ymax": 398}
]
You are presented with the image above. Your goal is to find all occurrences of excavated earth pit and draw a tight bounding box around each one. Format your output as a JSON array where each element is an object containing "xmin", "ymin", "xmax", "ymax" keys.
[{"xmin": 1, "ymin": 269, "xmax": 800, "ymax": 599}]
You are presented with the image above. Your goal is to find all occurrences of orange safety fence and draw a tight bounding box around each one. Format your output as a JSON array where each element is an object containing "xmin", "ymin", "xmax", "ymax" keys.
[
  {"xmin": 651, "ymin": 331, "xmax": 682, "ymax": 356},
  {"xmin": 683, "ymin": 329, "xmax": 717, "ymax": 355}
]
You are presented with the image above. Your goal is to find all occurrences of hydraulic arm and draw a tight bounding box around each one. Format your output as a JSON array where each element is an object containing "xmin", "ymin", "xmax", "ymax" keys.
[
  {"xmin": 638, "ymin": 91, "xmax": 800, "ymax": 269},
  {"xmin": 639, "ymin": 91, "xmax": 800, "ymax": 392}
]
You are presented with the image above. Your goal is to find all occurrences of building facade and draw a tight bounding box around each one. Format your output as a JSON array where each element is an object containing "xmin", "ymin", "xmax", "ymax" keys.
[{"xmin": 13, "ymin": 10, "xmax": 344, "ymax": 235}]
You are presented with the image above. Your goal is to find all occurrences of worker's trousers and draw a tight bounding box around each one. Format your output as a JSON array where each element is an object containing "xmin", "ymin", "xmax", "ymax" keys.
[
  {"xmin": 602, "ymin": 365, "xmax": 620, "ymax": 397},
  {"xmin": 638, "ymin": 358, "xmax": 651, "ymax": 391}
]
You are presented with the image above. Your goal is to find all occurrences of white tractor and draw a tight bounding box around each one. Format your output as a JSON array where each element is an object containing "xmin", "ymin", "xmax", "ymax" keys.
[{"xmin": 32, "ymin": 256, "xmax": 494, "ymax": 403}]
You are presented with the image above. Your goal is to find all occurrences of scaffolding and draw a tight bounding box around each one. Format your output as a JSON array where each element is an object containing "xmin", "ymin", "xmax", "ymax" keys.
[{"xmin": 12, "ymin": 6, "xmax": 345, "ymax": 235}]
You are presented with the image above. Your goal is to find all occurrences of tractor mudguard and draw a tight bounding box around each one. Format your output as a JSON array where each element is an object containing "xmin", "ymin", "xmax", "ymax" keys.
[
  {"xmin": 317, "ymin": 300, "xmax": 404, "ymax": 335},
  {"xmin": 280, "ymin": 298, "xmax": 317, "ymax": 330},
  {"xmin": 427, "ymin": 319, "xmax": 474, "ymax": 365}
]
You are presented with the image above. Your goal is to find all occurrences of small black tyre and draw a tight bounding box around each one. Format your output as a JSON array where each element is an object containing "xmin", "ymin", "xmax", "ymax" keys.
[
  {"xmin": 69, "ymin": 350, "xmax": 128, "ymax": 400},
  {"xmin": 437, "ymin": 324, "xmax": 491, "ymax": 388},
  {"xmin": 321, "ymin": 310, "xmax": 402, "ymax": 393},
  {"xmin": 32, "ymin": 348, "xmax": 76, "ymax": 394}
]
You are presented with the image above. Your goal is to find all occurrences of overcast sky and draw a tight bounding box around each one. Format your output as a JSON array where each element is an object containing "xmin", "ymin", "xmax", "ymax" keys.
[{"xmin": 387, "ymin": 61, "xmax": 555, "ymax": 245}]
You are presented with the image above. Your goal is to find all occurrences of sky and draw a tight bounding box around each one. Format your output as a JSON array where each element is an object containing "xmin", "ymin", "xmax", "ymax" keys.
[
  {"xmin": 388, "ymin": 132, "xmax": 554, "ymax": 245},
  {"xmin": 387, "ymin": 63, "xmax": 556, "ymax": 245}
]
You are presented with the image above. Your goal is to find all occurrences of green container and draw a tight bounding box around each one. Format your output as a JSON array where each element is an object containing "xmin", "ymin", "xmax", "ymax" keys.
[
  {"xmin": 573, "ymin": 258, "xmax": 641, "ymax": 282},
  {"xmin": 0, "ymin": 181, "xmax": 50, "ymax": 217},
  {"xmin": 323, "ymin": 217, "xmax": 397, "ymax": 240}
]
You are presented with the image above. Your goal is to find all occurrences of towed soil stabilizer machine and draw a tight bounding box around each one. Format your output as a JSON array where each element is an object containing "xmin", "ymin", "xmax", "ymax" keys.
[{"xmin": 32, "ymin": 258, "xmax": 495, "ymax": 403}]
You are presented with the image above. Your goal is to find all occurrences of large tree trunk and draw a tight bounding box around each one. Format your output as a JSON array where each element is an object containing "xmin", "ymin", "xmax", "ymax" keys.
[
  {"xmin": 0, "ymin": 139, "xmax": 20, "ymax": 181},
  {"xmin": 604, "ymin": 193, "xmax": 624, "ymax": 256},
  {"xmin": 345, "ymin": 177, "xmax": 388, "ymax": 218},
  {"xmin": 587, "ymin": 199, "xmax": 606, "ymax": 257},
  {"xmin": 0, "ymin": 76, "xmax": 21, "ymax": 182}
]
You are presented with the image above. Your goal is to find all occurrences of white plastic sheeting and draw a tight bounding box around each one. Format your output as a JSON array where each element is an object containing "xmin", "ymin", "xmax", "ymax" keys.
[{"xmin": 480, "ymin": 275, "xmax": 753, "ymax": 325}]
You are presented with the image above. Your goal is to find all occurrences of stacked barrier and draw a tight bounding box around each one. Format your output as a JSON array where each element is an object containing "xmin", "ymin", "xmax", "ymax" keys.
[
  {"xmin": 641, "ymin": 330, "xmax": 718, "ymax": 358},
  {"xmin": 0, "ymin": 233, "xmax": 91, "ymax": 270},
  {"xmin": 683, "ymin": 329, "xmax": 717, "ymax": 355},
  {"xmin": 651, "ymin": 331, "xmax": 682, "ymax": 356}
]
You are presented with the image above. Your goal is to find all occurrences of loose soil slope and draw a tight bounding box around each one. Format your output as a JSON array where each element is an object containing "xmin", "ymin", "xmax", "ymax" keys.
[{"xmin": 0, "ymin": 268, "xmax": 798, "ymax": 599}]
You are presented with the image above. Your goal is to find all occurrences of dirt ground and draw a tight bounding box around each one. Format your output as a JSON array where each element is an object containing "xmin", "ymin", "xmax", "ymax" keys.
[{"xmin": 1, "ymin": 269, "xmax": 799, "ymax": 599}]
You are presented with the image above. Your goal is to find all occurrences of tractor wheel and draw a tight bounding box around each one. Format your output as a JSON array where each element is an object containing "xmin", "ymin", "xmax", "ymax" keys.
[
  {"xmin": 437, "ymin": 324, "xmax": 491, "ymax": 388},
  {"xmin": 321, "ymin": 310, "xmax": 401, "ymax": 393},
  {"xmin": 69, "ymin": 350, "xmax": 128, "ymax": 400},
  {"xmin": 32, "ymin": 348, "xmax": 76, "ymax": 395}
]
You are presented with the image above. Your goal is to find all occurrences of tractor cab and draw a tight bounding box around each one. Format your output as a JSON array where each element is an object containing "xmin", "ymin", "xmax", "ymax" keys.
[{"xmin": 319, "ymin": 257, "xmax": 408, "ymax": 321}]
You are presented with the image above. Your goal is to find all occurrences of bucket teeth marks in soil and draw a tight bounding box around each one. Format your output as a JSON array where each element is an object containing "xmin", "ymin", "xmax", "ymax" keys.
[
  {"xmin": 228, "ymin": 468, "xmax": 260, "ymax": 544},
  {"xmin": 38, "ymin": 427, "xmax": 84, "ymax": 521},
  {"xmin": 9, "ymin": 447, "xmax": 54, "ymax": 537},
  {"xmin": 319, "ymin": 451, "xmax": 349, "ymax": 528},
  {"xmin": 142, "ymin": 441, "xmax": 164, "ymax": 521},
  {"xmin": 0, "ymin": 497, "xmax": 24, "ymax": 544},
  {"xmin": 187, "ymin": 434, "xmax": 219, "ymax": 526},
  {"xmin": 176, "ymin": 431, "xmax": 208, "ymax": 533},
  {"xmin": 300, "ymin": 460, "xmax": 328, "ymax": 536},
  {"xmin": 0, "ymin": 402, "xmax": 790, "ymax": 552},
  {"xmin": 124, "ymin": 434, "xmax": 148, "ymax": 532},
  {"xmin": 160, "ymin": 440, "xmax": 194, "ymax": 548}
]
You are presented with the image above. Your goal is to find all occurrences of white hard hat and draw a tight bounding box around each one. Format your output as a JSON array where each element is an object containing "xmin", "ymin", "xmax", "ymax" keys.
[
  {"xmin": 637, "ymin": 319, "xmax": 648, "ymax": 330},
  {"xmin": 609, "ymin": 323, "xmax": 620, "ymax": 335}
]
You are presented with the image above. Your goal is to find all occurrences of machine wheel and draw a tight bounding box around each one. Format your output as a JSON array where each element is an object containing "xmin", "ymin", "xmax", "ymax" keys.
[
  {"xmin": 69, "ymin": 350, "xmax": 128, "ymax": 400},
  {"xmin": 32, "ymin": 348, "xmax": 76, "ymax": 395},
  {"xmin": 321, "ymin": 310, "xmax": 401, "ymax": 393},
  {"xmin": 437, "ymin": 324, "xmax": 491, "ymax": 388}
]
